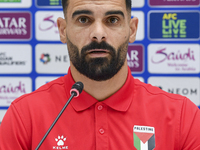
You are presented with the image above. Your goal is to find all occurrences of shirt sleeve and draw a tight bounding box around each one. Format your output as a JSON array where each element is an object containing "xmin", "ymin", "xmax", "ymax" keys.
[
  {"xmin": 180, "ymin": 97, "xmax": 200, "ymax": 150},
  {"xmin": 0, "ymin": 104, "xmax": 30, "ymax": 150}
]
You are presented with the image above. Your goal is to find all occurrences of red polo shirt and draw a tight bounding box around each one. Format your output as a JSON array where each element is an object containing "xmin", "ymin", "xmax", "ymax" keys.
[{"xmin": 0, "ymin": 68, "xmax": 200, "ymax": 150}]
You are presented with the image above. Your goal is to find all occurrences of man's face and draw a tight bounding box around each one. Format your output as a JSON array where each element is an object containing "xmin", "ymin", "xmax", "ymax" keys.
[{"xmin": 59, "ymin": 0, "xmax": 136, "ymax": 81}]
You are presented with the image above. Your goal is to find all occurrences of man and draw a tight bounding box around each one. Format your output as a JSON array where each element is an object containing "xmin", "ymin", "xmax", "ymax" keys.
[{"xmin": 0, "ymin": 0, "xmax": 200, "ymax": 149}]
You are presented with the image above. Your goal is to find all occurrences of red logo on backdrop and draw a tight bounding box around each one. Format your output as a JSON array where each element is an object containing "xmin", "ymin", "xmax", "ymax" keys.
[
  {"xmin": 0, "ymin": 12, "xmax": 31, "ymax": 40},
  {"xmin": 0, "ymin": 81, "xmax": 26, "ymax": 94}
]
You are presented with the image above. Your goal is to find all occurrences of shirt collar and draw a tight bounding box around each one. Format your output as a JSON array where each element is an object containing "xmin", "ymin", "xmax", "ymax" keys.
[{"xmin": 65, "ymin": 67, "xmax": 134, "ymax": 112}]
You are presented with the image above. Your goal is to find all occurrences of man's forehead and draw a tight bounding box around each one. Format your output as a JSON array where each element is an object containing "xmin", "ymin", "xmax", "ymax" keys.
[
  {"xmin": 67, "ymin": 0, "xmax": 126, "ymax": 10},
  {"xmin": 68, "ymin": 0, "xmax": 124, "ymax": 3},
  {"xmin": 66, "ymin": 0, "xmax": 127, "ymax": 18}
]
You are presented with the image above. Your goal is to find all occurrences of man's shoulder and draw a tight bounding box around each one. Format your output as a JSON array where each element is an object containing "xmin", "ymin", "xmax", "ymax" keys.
[
  {"xmin": 133, "ymin": 78, "xmax": 186, "ymax": 101},
  {"xmin": 36, "ymin": 76, "xmax": 66, "ymax": 92},
  {"xmin": 132, "ymin": 78, "xmax": 200, "ymax": 122}
]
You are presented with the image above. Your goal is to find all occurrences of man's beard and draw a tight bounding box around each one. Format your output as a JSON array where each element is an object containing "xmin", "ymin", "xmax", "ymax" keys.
[{"xmin": 67, "ymin": 38, "xmax": 128, "ymax": 81}]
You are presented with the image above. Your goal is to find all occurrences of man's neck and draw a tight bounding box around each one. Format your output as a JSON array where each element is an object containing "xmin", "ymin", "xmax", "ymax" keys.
[{"xmin": 70, "ymin": 63, "xmax": 128, "ymax": 101}]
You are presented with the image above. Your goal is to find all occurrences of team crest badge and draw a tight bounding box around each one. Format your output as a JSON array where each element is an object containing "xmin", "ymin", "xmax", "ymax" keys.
[{"xmin": 133, "ymin": 125, "xmax": 155, "ymax": 150}]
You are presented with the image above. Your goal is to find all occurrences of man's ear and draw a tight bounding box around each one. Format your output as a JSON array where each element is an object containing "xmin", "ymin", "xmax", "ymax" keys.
[
  {"xmin": 57, "ymin": 17, "xmax": 67, "ymax": 43},
  {"xmin": 129, "ymin": 17, "xmax": 138, "ymax": 43}
]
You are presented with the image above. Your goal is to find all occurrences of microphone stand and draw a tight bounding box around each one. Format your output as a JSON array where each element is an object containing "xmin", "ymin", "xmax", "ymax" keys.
[{"xmin": 35, "ymin": 92, "xmax": 75, "ymax": 150}]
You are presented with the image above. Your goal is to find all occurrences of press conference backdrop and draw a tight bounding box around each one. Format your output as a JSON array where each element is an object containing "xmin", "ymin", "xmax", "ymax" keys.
[{"xmin": 0, "ymin": 0, "xmax": 200, "ymax": 123}]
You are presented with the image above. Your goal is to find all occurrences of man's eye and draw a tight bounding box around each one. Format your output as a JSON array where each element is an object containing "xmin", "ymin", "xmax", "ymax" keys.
[
  {"xmin": 78, "ymin": 17, "xmax": 89, "ymax": 24},
  {"xmin": 108, "ymin": 17, "xmax": 118, "ymax": 24}
]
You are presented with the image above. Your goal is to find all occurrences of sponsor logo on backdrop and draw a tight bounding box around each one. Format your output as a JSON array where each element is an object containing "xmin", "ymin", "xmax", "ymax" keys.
[
  {"xmin": 0, "ymin": 44, "xmax": 32, "ymax": 73},
  {"xmin": 149, "ymin": 11, "xmax": 200, "ymax": 40},
  {"xmin": 35, "ymin": 76, "xmax": 59, "ymax": 90},
  {"xmin": 36, "ymin": 44, "xmax": 70, "ymax": 74},
  {"xmin": 0, "ymin": 12, "xmax": 31, "ymax": 40},
  {"xmin": 0, "ymin": 0, "xmax": 31, "ymax": 8},
  {"xmin": 40, "ymin": 53, "xmax": 51, "ymax": 64},
  {"xmin": 35, "ymin": 11, "xmax": 63, "ymax": 41},
  {"xmin": 148, "ymin": 44, "xmax": 200, "ymax": 73},
  {"xmin": 0, "ymin": 52, "xmax": 25, "ymax": 65},
  {"xmin": 149, "ymin": 0, "xmax": 200, "ymax": 6},
  {"xmin": 0, "ymin": 77, "xmax": 32, "ymax": 107},
  {"xmin": 36, "ymin": 0, "xmax": 62, "ymax": 7},
  {"xmin": 131, "ymin": 0, "xmax": 145, "ymax": 8},
  {"xmin": 148, "ymin": 77, "xmax": 200, "ymax": 106},
  {"xmin": 38, "ymin": 15, "xmax": 58, "ymax": 33},
  {"xmin": 131, "ymin": 11, "xmax": 144, "ymax": 41},
  {"xmin": 127, "ymin": 45, "xmax": 144, "ymax": 73}
]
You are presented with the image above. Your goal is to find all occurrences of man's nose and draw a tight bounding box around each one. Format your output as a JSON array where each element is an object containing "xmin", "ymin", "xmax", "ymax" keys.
[{"xmin": 90, "ymin": 21, "xmax": 107, "ymax": 43}]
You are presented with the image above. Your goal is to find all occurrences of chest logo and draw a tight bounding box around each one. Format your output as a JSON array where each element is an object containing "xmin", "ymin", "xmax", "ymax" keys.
[
  {"xmin": 53, "ymin": 135, "xmax": 68, "ymax": 149},
  {"xmin": 133, "ymin": 125, "xmax": 155, "ymax": 150}
]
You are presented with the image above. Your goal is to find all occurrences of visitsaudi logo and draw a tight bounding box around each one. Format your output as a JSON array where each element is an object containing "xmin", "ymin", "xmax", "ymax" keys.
[{"xmin": 133, "ymin": 125, "xmax": 155, "ymax": 150}]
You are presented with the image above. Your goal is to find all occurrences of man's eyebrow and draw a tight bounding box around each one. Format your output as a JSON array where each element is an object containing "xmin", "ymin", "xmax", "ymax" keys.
[
  {"xmin": 72, "ymin": 10, "xmax": 93, "ymax": 18},
  {"xmin": 105, "ymin": 10, "xmax": 124, "ymax": 18}
]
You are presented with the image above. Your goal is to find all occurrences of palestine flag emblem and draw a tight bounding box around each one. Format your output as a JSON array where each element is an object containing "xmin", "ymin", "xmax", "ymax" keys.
[{"xmin": 133, "ymin": 125, "xmax": 155, "ymax": 150}]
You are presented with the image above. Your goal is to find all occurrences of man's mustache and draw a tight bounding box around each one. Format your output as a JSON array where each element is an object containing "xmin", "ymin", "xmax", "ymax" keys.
[{"xmin": 81, "ymin": 41, "xmax": 115, "ymax": 54}]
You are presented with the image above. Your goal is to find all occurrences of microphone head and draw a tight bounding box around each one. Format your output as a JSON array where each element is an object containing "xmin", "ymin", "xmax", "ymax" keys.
[{"xmin": 70, "ymin": 81, "xmax": 84, "ymax": 97}]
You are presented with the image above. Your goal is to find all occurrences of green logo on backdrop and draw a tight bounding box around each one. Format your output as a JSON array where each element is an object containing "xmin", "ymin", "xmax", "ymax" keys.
[
  {"xmin": 0, "ymin": 0, "xmax": 21, "ymax": 2},
  {"xmin": 50, "ymin": 0, "xmax": 60, "ymax": 5},
  {"xmin": 162, "ymin": 13, "xmax": 187, "ymax": 38}
]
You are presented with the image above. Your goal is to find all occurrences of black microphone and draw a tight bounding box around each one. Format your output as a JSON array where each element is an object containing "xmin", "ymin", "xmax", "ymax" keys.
[
  {"xmin": 35, "ymin": 81, "xmax": 84, "ymax": 150},
  {"xmin": 70, "ymin": 81, "xmax": 84, "ymax": 97}
]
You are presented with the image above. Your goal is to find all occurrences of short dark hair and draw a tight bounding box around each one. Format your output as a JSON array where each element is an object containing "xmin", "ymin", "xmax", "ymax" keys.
[{"xmin": 62, "ymin": 0, "xmax": 131, "ymax": 14}]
